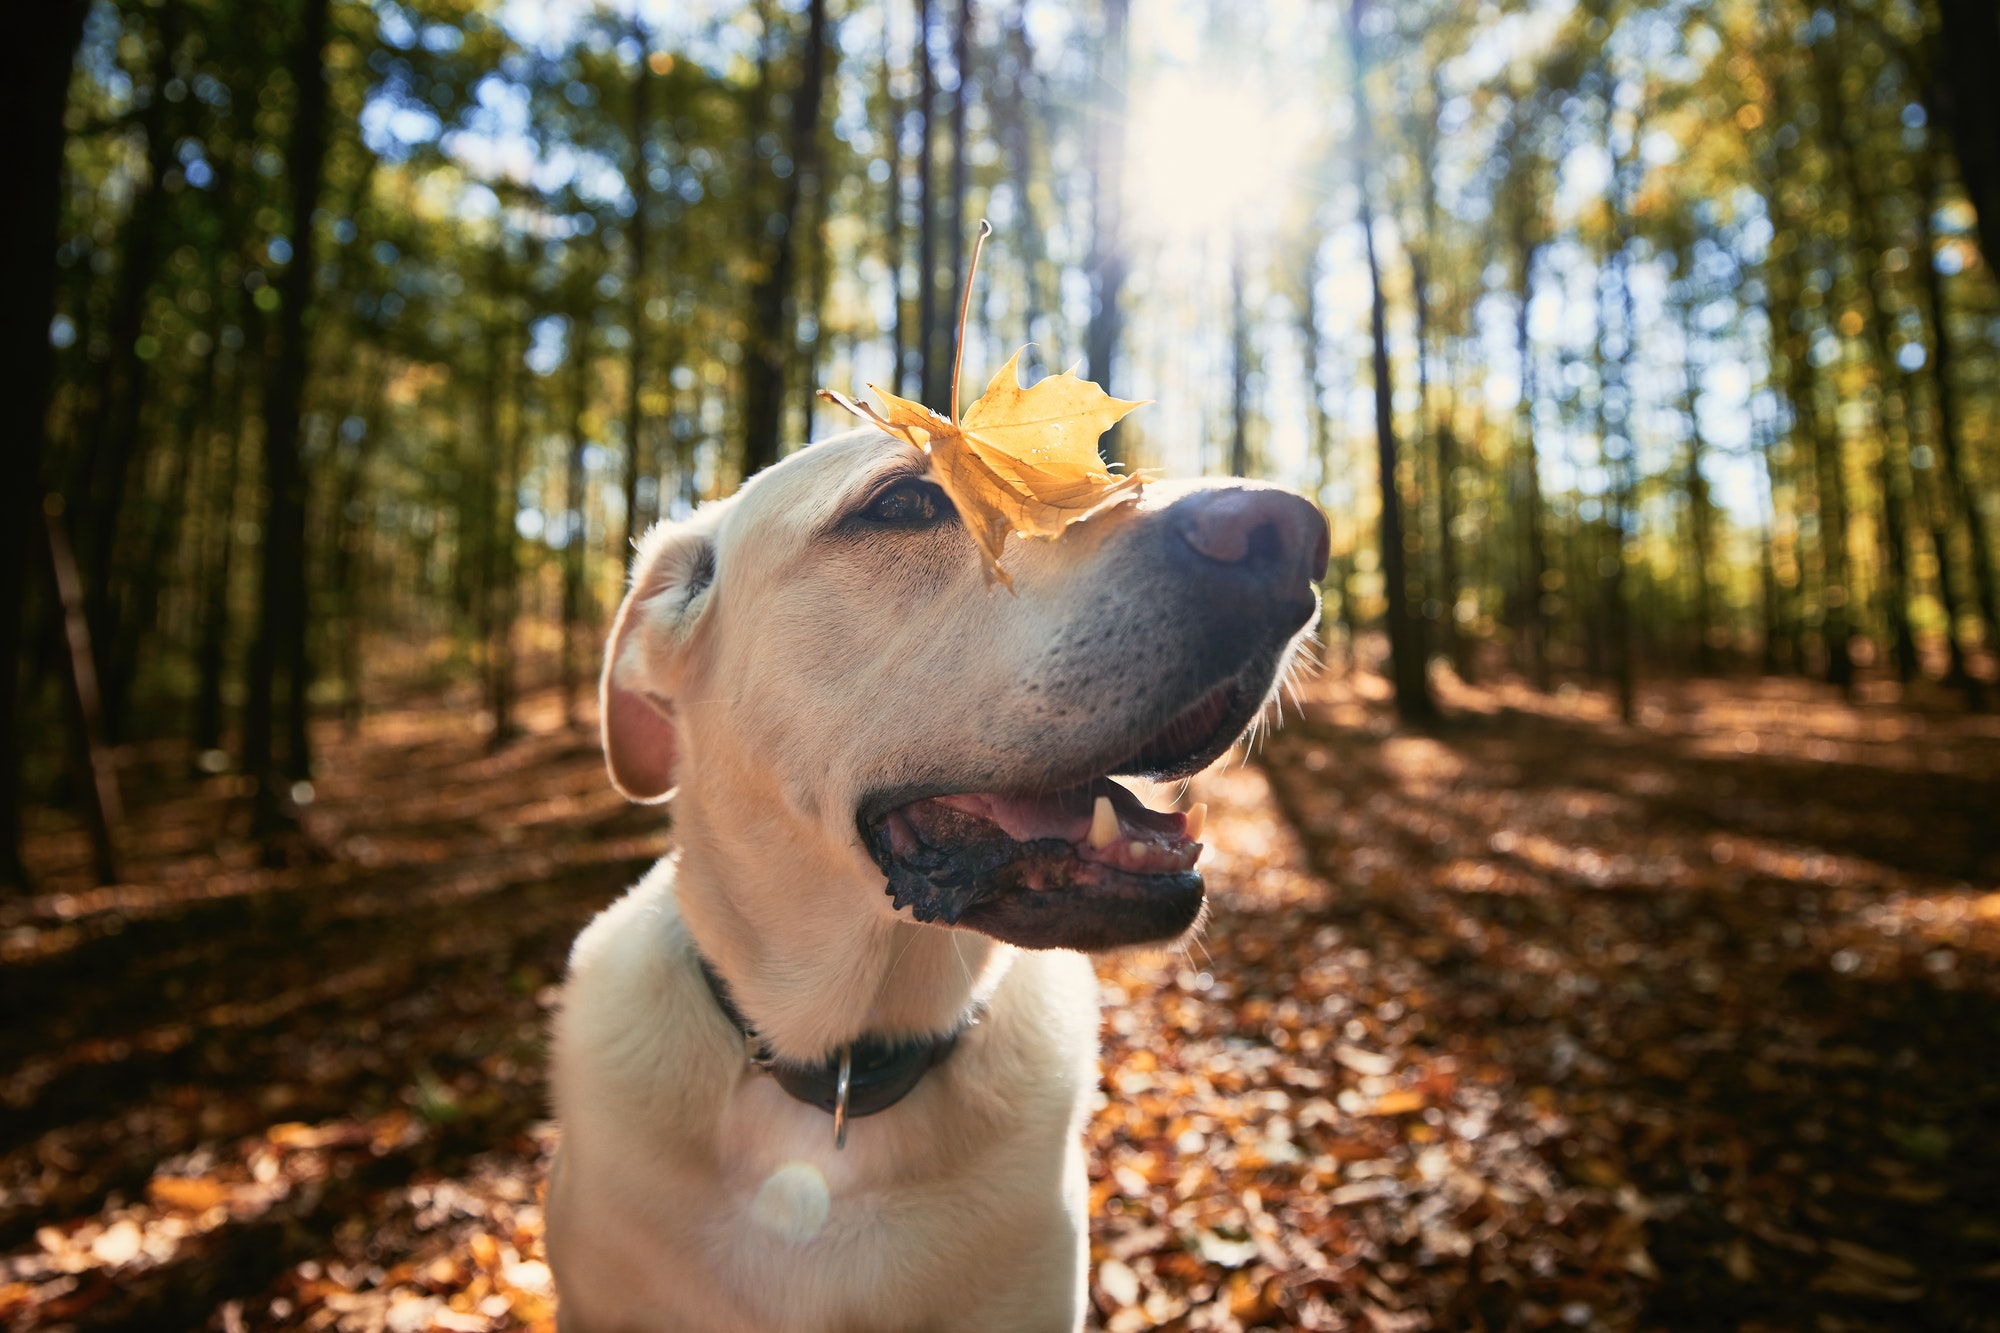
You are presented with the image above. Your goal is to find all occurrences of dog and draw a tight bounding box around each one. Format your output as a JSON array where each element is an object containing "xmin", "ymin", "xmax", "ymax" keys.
[{"xmin": 546, "ymin": 425, "xmax": 1327, "ymax": 1331}]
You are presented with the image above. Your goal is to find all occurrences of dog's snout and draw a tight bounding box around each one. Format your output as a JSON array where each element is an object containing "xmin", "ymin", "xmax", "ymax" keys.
[{"xmin": 1171, "ymin": 487, "xmax": 1330, "ymax": 589}]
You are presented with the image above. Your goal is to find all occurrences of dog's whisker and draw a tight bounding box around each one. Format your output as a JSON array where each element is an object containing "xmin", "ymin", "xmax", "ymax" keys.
[
  {"xmin": 949, "ymin": 934, "xmax": 977, "ymax": 993},
  {"xmin": 880, "ymin": 919, "xmax": 925, "ymax": 991}
]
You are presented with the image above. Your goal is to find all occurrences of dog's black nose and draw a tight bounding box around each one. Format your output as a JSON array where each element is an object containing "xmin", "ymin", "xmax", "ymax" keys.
[{"xmin": 1170, "ymin": 486, "xmax": 1330, "ymax": 592}]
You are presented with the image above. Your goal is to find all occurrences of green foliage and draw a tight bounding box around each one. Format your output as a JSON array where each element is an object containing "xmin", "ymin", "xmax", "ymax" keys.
[{"xmin": 16, "ymin": 0, "xmax": 2000, "ymax": 833}]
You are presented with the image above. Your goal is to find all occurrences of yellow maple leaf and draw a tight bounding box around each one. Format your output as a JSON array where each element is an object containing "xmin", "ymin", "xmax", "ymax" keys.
[{"xmin": 820, "ymin": 223, "xmax": 1147, "ymax": 587}]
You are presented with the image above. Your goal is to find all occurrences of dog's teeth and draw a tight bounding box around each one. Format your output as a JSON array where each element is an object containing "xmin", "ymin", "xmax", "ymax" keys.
[
  {"xmin": 1127, "ymin": 840, "xmax": 1148, "ymax": 859},
  {"xmin": 1087, "ymin": 796, "xmax": 1120, "ymax": 850},
  {"xmin": 1185, "ymin": 802, "xmax": 1207, "ymax": 842}
]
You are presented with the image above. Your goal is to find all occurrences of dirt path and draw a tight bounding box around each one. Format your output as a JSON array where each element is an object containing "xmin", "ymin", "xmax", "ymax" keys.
[{"xmin": 3, "ymin": 676, "xmax": 1996, "ymax": 1331}]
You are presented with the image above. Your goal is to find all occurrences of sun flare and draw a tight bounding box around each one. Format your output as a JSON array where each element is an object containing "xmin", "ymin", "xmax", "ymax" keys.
[{"xmin": 1126, "ymin": 70, "xmax": 1316, "ymax": 240}]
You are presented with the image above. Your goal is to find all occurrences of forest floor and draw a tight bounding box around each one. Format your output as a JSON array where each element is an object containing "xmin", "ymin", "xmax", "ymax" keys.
[{"xmin": 3, "ymin": 668, "xmax": 1998, "ymax": 1333}]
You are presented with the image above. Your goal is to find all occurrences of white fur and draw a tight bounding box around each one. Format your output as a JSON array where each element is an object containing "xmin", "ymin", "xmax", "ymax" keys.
[
  {"xmin": 550, "ymin": 431, "xmax": 1130, "ymax": 1332},
  {"xmin": 548, "ymin": 429, "xmax": 1304, "ymax": 1330},
  {"xmin": 551, "ymin": 862, "xmax": 1098, "ymax": 1332}
]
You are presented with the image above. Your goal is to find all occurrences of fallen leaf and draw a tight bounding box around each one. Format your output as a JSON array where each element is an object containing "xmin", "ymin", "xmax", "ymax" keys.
[
  {"xmin": 821, "ymin": 223, "xmax": 1145, "ymax": 586},
  {"xmin": 90, "ymin": 1219, "xmax": 142, "ymax": 1267},
  {"xmin": 1194, "ymin": 1229, "xmax": 1262, "ymax": 1268},
  {"xmin": 1334, "ymin": 1043, "xmax": 1397, "ymax": 1077},
  {"xmin": 147, "ymin": 1175, "xmax": 229, "ymax": 1212},
  {"xmin": 1329, "ymin": 1178, "xmax": 1401, "ymax": 1206},
  {"xmin": 1097, "ymin": 1257, "xmax": 1141, "ymax": 1309},
  {"xmin": 1369, "ymin": 1089, "xmax": 1426, "ymax": 1116}
]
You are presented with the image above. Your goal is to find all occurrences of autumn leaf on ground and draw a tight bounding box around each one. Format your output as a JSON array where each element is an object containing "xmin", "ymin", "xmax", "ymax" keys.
[{"xmin": 821, "ymin": 222, "xmax": 1146, "ymax": 586}]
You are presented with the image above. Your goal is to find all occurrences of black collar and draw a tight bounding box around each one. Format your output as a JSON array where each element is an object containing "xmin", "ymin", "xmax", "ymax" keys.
[{"xmin": 695, "ymin": 953, "xmax": 967, "ymax": 1147}]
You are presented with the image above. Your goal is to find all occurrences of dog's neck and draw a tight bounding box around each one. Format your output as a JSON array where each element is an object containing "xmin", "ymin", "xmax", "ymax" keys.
[{"xmin": 667, "ymin": 786, "xmax": 1010, "ymax": 1065}]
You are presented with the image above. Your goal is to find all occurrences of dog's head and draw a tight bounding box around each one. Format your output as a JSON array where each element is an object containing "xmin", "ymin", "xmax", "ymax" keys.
[{"xmin": 602, "ymin": 428, "xmax": 1326, "ymax": 954}]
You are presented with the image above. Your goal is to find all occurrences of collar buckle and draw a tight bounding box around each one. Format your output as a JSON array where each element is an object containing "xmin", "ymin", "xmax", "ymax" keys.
[{"xmin": 831, "ymin": 1045, "xmax": 853, "ymax": 1150}]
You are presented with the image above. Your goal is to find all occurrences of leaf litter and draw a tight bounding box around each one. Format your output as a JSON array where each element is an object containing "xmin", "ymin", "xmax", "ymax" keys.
[{"xmin": 2, "ymin": 670, "xmax": 1998, "ymax": 1331}]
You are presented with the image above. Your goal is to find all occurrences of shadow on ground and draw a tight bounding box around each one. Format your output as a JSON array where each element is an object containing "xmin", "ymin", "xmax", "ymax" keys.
[{"xmin": 3, "ymin": 674, "xmax": 1997, "ymax": 1332}]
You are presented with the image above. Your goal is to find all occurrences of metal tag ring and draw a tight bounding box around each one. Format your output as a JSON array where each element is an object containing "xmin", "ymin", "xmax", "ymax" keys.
[{"xmin": 832, "ymin": 1044, "xmax": 853, "ymax": 1150}]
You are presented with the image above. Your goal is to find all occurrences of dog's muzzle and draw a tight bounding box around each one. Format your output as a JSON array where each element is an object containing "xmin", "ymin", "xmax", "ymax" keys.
[{"xmin": 860, "ymin": 484, "xmax": 1329, "ymax": 953}]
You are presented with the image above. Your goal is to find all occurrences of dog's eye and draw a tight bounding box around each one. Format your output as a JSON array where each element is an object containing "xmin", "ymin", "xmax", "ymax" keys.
[{"xmin": 863, "ymin": 479, "xmax": 951, "ymax": 527}]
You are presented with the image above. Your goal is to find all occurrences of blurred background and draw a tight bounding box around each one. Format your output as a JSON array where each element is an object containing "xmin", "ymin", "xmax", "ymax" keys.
[
  {"xmin": 4, "ymin": 0, "xmax": 1999, "ymax": 866},
  {"xmin": 3, "ymin": 0, "xmax": 1999, "ymax": 1330}
]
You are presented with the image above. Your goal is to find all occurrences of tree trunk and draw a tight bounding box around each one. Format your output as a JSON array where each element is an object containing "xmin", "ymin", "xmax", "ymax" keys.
[
  {"xmin": 1820, "ymin": 13, "xmax": 1917, "ymax": 684},
  {"xmin": 916, "ymin": 0, "xmax": 940, "ymax": 403},
  {"xmin": 1003, "ymin": 6, "xmax": 1048, "ymax": 366},
  {"xmin": 1807, "ymin": 359, "xmax": 1857, "ymax": 692},
  {"xmin": 1411, "ymin": 76, "xmax": 1467, "ymax": 683},
  {"xmin": 1228, "ymin": 231, "xmax": 1250, "ymax": 478},
  {"xmin": 1084, "ymin": 0, "xmax": 1130, "ymax": 460},
  {"xmin": 192, "ymin": 356, "xmax": 252, "ymax": 759},
  {"xmin": 244, "ymin": 0, "xmax": 331, "ymax": 842},
  {"xmin": 1416, "ymin": 252, "xmax": 1468, "ymax": 683},
  {"xmin": 331, "ymin": 365, "xmax": 382, "ymax": 739},
  {"xmin": 78, "ymin": 0, "xmax": 183, "ymax": 681},
  {"xmin": 739, "ymin": 0, "xmax": 829, "ymax": 477},
  {"xmin": 1358, "ymin": 193, "xmax": 1432, "ymax": 721},
  {"xmin": 624, "ymin": 15, "xmax": 653, "ymax": 555},
  {"xmin": 562, "ymin": 331, "xmax": 591, "ymax": 730},
  {"xmin": 1299, "ymin": 234, "xmax": 1339, "ymax": 668},
  {"xmin": 46, "ymin": 511, "xmax": 123, "ymax": 885},
  {"xmin": 1751, "ymin": 383, "xmax": 1797, "ymax": 674},
  {"xmin": 944, "ymin": 0, "xmax": 972, "ymax": 411},
  {"xmin": 1931, "ymin": 0, "xmax": 2000, "ymax": 271},
  {"xmin": 103, "ymin": 334, "xmax": 215, "ymax": 742},
  {"xmin": 1347, "ymin": 0, "xmax": 1433, "ymax": 721},
  {"xmin": 882, "ymin": 16, "xmax": 909, "ymax": 397},
  {"xmin": 1767, "ymin": 82, "xmax": 1854, "ymax": 689},
  {"xmin": 489, "ymin": 326, "xmax": 524, "ymax": 750},
  {"xmin": 1918, "ymin": 474, "xmax": 1983, "ymax": 707},
  {"xmin": 1599, "ymin": 153, "xmax": 1640, "ymax": 722},
  {"xmin": 1679, "ymin": 291, "xmax": 1717, "ymax": 673},
  {"xmin": 1914, "ymin": 157, "xmax": 1999, "ymax": 664},
  {"xmin": 1513, "ymin": 230, "xmax": 1550, "ymax": 691},
  {"xmin": 1, "ymin": 0, "xmax": 88, "ymax": 882}
]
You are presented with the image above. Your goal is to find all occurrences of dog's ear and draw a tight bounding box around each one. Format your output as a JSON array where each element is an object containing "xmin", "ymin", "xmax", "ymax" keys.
[{"xmin": 600, "ymin": 521, "xmax": 717, "ymax": 803}]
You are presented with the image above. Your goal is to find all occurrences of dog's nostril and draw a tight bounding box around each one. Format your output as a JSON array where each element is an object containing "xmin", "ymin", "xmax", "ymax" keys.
[
  {"xmin": 1173, "ymin": 488, "xmax": 1325, "ymax": 580},
  {"xmin": 1243, "ymin": 521, "xmax": 1283, "ymax": 568}
]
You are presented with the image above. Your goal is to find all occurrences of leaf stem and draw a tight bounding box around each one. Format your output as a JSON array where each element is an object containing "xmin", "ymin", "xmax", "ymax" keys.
[{"xmin": 951, "ymin": 219, "xmax": 993, "ymax": 422}]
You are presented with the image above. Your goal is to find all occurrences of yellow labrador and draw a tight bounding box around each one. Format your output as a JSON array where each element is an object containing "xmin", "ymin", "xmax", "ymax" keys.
[{"xmin": 547, "ymin": 428, "xmax": 1326, "ymax": 1331}]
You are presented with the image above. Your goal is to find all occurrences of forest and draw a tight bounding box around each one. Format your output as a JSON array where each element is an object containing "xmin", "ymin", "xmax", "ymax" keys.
[{"xmin": 2, "ymin": 0, "xmax": 1997, "ymax": 1329}]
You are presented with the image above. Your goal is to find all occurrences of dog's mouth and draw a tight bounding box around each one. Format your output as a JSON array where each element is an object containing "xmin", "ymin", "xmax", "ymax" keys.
[{"xmin": 861, "ymin": 679, "xmax": 1250, "ymax": 951}]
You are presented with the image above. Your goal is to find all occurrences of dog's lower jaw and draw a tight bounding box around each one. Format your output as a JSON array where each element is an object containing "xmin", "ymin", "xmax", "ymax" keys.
[{"xmin": 665, "ymin": 794, "xmax": 1012, "ymax": 1065}]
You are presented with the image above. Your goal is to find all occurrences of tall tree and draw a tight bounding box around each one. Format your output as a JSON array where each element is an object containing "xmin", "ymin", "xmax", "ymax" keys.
[
  {"xmin": 944, "ymin": 0, "xmax": 972, "ymax": 410},
  {"xmin": 1913, "ymin": 154, "xmax": 1998, "ymax": 658},
  {"xmin": 739, "ymin": 0, "xmax": 829, "ymax": 476},
  {"xmin": 561, "ymin": 318, "xmax": 593, "ymax": 730},
  {"xmin": 1820, "ymin": 10, "xmax": 1917, "ymax": 683},
  {"xmin": 1506, "ymin": 141, "xmax": 1552, "ymax": 692},
  {"xmin": 242, "ymin": 0, "xmax": 332, "ymax": 841},
  {"xmin": 1677, "ymin": 281, "xmax": 1717, "ymax": 672},
  {"xmin": 1, "ymin": 0, "xmax": 90, "ymax": 884},
  {"xmin": 1002, "ymin": 5, "xmax": 1049, "ymax": 367},
  {"xmin": 623, "ymin": 15, "xmax": 654, "ymax": 555},
  {"xmin": 915, "ymin": 0, "xmax": 940, "ymax": 403},
  {"xmin": 1084, "ymin": 0, "xmax": 1130, "ymax": 461},
  {"xmin": 1347, "ymin": 0, "xmax": 1434, "ymax": 722},
  {"xmin": 1228, "ymin": 232, "xmax": 1251, "ymax": 478},
  {"xmin": 1930, "ymin": 0, "xmax": 2000, "ymax": 270},
  {"xmin": 78, "ymin": 0, "xmax": 185, "ymax": 697},
  {"xmin": 882, "ymin": 11, "xmax": 910, "ymax": 397}
]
